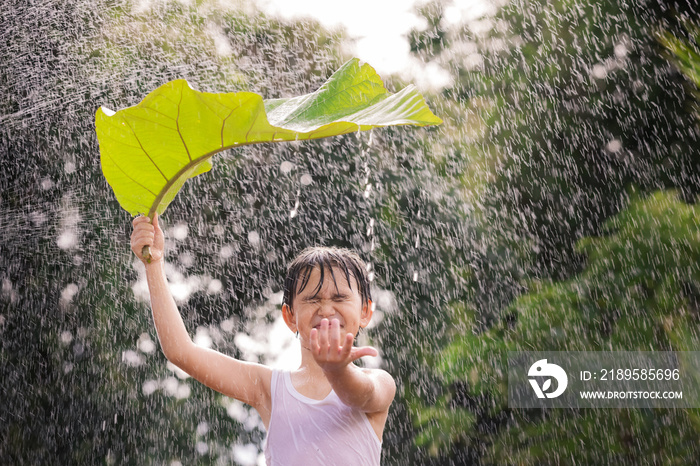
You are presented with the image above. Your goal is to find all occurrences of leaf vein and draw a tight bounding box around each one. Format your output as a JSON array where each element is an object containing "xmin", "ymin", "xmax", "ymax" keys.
[
  {"xmin": 103, "ymin": 150, "xmax": 159, "ymax": 199},
  {"xmin": 281, "ymin": 78, "xmax": 384, "ymax": 125},
  {"xmin": 192, "ymin": 92, "xmax": 229, "ymax": 121},
  {"xmin": 121, "ymin": 117, "xmax": 169, "ymax": 182},
  {"xmin": 175, "ymin": 86, "xmax": 192, "ymax": 162},
  {"xmin": 137, "ymin": 104, "xmax": 177, "ymax": 122},
  {"xmin": 245, "ymin": 101, "xmax": 264, "ymax": 143}
]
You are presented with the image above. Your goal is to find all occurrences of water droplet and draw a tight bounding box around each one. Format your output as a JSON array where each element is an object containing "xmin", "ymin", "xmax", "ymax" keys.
[
  {"xmin": 41, "ymin": 178, "xmax": 54, "ymax": 190},
  {"xmin": 138, "ymin": 333, "xmax": 156, "ymax": 353},
  {"xmin": 172, "ymin": 223, "xmax": 189, "ymax": 240},
  {"xmin": 207, "ymin": 279, "xmax": 222, "ymax": 294},
  {"xmin": 57, "ymin": 231, "xmax": 77, "ymax": 250},
  {"xmin": 60, "ymin": 331, "xmax": 73, "ymax": 345},
  {"xmin": 591, "ymin": 64, "xmax": 606, "ymax": 79},
  {"xmin": 196, "ymin": 422, "xmax": 209, "ymax": 437},
  {"xmin": 194, "ymin": 326, "xmax": 213, "ymax": 348},
  {"xmin": 142, "ymin": 380, "xmax": 158, "ymax": 396},
  {"xmin": 247, "ymin": 230, "xmax": 260, "ymax": 246},
  {"xmin": 220, "ymin": 244, "xmax": 235, "ymax": 259},
  {"xmin": 280, "ymin": 161, "xmax": 295, "ymax": 174},
  {"xmin": 121, "ymin": 350, "xmax": 144, "ymax": 367},
  {"xmin": 606, "ymin": 139, "xmax": 622, "ymax": 153}
]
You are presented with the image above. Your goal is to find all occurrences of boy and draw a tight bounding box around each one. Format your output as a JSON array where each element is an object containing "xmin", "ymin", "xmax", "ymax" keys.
[{"xmin": 130, "ymin": 214, "xmax": 396, "ymax": 465}]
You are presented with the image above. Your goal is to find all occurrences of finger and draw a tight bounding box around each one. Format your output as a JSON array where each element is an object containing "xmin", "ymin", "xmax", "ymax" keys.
[
  {"xmin": 131, "ymin": 236, "xmax": 151, "ymax": 251},
  {"xmin": 133, "ymin": 215, "xmax": 150, "ymax": 226},
  {"xmin": 318, "ymin": 319, "xmax": 329, "ymax": 353},
  {"xmin": 133, "ymin": 221, "xmax": 154, "ymax": 234},
  {"xmin": 329, "ymin": 319, "xmax": 341, "ymax": 353},
  {"xmin": 309, "ymin": 328, "xmax": 319, "ymax": 353},
  {"xmin": 350, "ymin": 346, "xmax": 378, "ymax": 361},
  {"xmin": 133, "ymin": 224, "xmax": 154, "ymax": 235},
  {"xmin": 339, "ymin": 333, "xmax": 354, "ymax": 359},
  {"xmin": 152, "ymin": 212, "xmax": 159, "ymax": 229},
  {"xmin": 132, "ymin": 230, "xmax": 154, "ymax": 245}
]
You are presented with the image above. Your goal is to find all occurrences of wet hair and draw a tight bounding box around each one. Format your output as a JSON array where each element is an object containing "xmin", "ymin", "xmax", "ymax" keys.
[{"xmin": 283, "ymin": 246, "xmax": 371, "ymax": 309}]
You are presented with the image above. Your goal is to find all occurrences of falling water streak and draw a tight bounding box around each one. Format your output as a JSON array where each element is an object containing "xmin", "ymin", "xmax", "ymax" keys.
[
  {"xmin": 362, "ymin": 132, "xmax": 375, "ymax": 238},
  {"xmin": 357, "ymin": 129, "xmax": 377, "ymax": 280},
  {"xmin": 289, "ymin": 189, "xmax": 300, "ymax": 219}
]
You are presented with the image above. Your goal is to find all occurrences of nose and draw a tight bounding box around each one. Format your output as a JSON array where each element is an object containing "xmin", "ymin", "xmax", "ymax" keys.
[{"xmin": 318, "ymin": 301, "xmax": 335, "ymax": 318}]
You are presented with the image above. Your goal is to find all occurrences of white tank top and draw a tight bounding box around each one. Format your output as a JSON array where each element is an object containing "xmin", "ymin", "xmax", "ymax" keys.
[{"xmin": 264, "ymin": 370, "xmax": 382, "ymax": 465}]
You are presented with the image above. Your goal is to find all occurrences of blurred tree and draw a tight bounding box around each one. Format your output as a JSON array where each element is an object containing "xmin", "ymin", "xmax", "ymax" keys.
[
  {"xmin": 418, "ymin": 189, "xmax": 700, "ymax": 463},
  {"xmin": 413, "ymin": 0, "xmax": 700, "ymax": 280},
  {"xmin": 407, "ymin": 0, "xmax": 700, "ymax": 463}
]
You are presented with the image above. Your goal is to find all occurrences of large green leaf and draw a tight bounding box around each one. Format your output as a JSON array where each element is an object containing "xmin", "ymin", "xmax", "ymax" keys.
[{"xmin": 96, "ymin": 58, "xmax": 442, "ymax": 217}]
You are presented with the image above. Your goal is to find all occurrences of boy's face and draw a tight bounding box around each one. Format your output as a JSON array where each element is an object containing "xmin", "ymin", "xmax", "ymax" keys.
[{"xmin": 282, "ymin": 265, "xmax": 372, "ymax": 343}]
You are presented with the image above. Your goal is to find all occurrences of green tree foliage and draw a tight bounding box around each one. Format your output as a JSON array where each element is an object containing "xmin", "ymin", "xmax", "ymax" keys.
[
  {"xmin": 407, "ymin": 0, "xmax": 700, "ymax": 463},
  {"xmin": 659, "ymin": 21, "xmax": 700, "ymax": 92},
  {"xmin": 419, "ymin": 190, "xmax": 700, "ymax": 463},
  {"xmin": 414, "ymin": 0, "xmax": 700, "ymax": 281}
]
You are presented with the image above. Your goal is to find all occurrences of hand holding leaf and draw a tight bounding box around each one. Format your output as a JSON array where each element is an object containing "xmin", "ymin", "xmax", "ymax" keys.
[{"xmin": 130, "ymin": 214, "xmax": 164, "ymax": 265}]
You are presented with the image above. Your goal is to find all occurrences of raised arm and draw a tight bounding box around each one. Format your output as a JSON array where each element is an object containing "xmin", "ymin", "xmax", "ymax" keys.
[{"xmin": 130, "ymin": 215, "xmax": 272, "ymax": 423}]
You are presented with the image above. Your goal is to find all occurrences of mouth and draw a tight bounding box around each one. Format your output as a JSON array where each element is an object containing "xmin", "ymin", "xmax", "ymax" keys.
[{"xmin": 314, "ymin": 322, "xmax": 344, "ymax": 329}]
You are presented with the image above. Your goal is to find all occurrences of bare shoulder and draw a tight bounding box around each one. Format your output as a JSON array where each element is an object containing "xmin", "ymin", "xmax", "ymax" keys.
[
  {"xmin": 362, "ymin": 367, "xmax": 396, "ymax": 409},
  {"xmin": 362, "ymin": 367, "xmax": 395, "ymax": 385}
]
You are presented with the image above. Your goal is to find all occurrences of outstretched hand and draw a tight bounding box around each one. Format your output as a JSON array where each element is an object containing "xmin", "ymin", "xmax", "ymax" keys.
[
  {"xmin": 131, "ymin": 214, "xmax": 164, "ymax": 264},
  {"xmin": 309, "ymin": 318, "xmax": 378, "ymax": 373}
]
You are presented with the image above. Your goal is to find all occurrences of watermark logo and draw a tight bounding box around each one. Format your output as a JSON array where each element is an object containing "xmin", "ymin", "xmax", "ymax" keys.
[
  {"xmin": 528, "ymin": 359, "xmax": 568, "ymax": 398},
  {"xmin": 510, "ymin": 351, "xmax": 692, "ymax": 408}
]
